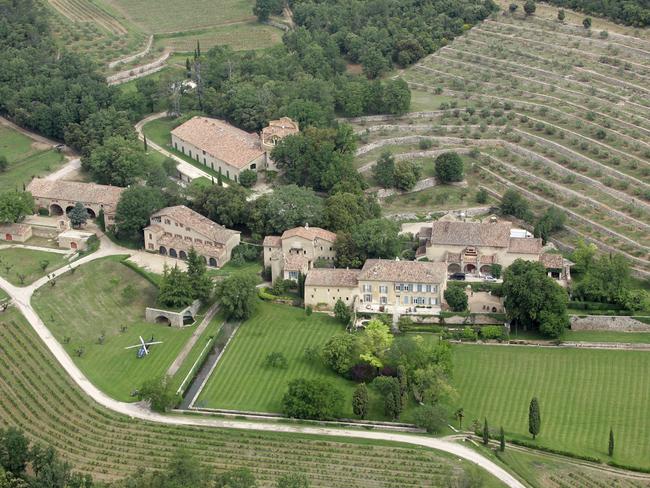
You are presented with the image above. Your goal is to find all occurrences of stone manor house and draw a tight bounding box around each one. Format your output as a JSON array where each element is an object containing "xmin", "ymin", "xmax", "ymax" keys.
[{"xmin": 144, "ymin": 205, "xmax": 240, "ymax": 268}]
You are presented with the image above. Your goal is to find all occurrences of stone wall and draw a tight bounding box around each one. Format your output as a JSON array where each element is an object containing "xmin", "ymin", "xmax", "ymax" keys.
[
  {"xmin": 145, "ymin": 300, "xmax": 201, "ymax": 328},
  {"xmin": 570, "ymin": 315, "xmax": 650, "ymax": 332}
]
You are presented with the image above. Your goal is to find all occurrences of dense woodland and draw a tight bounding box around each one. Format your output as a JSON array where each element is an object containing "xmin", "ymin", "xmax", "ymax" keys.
[{"xmin": 545, "ymin": 0, "xmax": 650, "ymax": 26}]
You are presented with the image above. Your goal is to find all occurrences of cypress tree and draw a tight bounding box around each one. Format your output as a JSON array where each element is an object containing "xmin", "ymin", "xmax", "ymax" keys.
[
  {"xmin": 483, "ymin": 418, "xmax": 489, "ymax": 445},
  {"xmin": 499, "ymin": 426, "xmax": 505, "ymax": 452},
  {"xmin": 352, "ymin": 383, "xmax": 369, "ymax": 419},
  {"xmin": 609, "ymin": 428, "xmax": 614, "ymax": 456},
  {"xmin": 529, "ymin": 397, "xmax": 541, "ymax": 440},
  {"xmin": 143, "ymin": 135, "xmax": 148, "ymax": 152}
]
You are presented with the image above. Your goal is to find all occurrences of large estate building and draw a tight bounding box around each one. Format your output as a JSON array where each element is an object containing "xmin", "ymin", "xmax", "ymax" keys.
[
  {"xmin": 417, "ymin": 220, "xmax": 543, "ymax": 274},
  {"xmin": 144, "ymin": 205, "xmax": 240, "ymax": 268},
  {"xmin": 304, "ymin": 259, "xmax": 448, "ymax": 316},
  {"xmin": 263, "ymin": 225, "xmax": 337, "ymax": 283},
  {"xmin": 171, "ymin": 116, "xmax": 299, "ymax": 182},
  {"xmin": 27, "ymin": 178, "xmax": 124, "ymax": 226}
]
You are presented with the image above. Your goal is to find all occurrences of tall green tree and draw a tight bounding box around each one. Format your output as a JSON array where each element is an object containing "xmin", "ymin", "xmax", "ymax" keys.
[
  {"xmin": 324, "ymin": 192, "xmax": 380, "ymax": 233},
  {"xmin": 529, "ymin": 397, "xmax": 541, "ymax": 440},
  {"xmin": 187, "ymin": 248, "xmax": 213, "ymax": 302},
  {"xmin": 434, "ymin": 152, "xmax": 464, "ymax": 183},
  {"xmin": 609, "ymin": 428, "xmax": 614, "ymax": 456},
  {"xmin": 524, "ymin": 0, "xmax": 536, "ymax": 15},
  {"xmin": 191, "ymin": 184, "xmax": 250, "ymax": 228},
  {"xmin": 373, "ymin": 376, "xmax": 402, "ymax": 420},
  {"xmin": 503, "ymin": 259, "xmax": 569, "ymax": 337},
  {"xmin": 321, "ymin": 334, "xmax": 358, "ymax": 375},
  {"xmin": 500, "ymin": 426, "xmax": 506, "ymax": 451},
  {"xmin": 282, "ymin": 378, "xmax": 343, "ymax": 420},
  {"xmin": 483, "ymin": 418, "xmax": 490, "ymax": 445},
  {"xmin": 82, "ymin": 136, "xmax": 147, "ymax": 186},
  {"xmin": 215, "ymin": 273, "xmax": 258, "ymax": 320},
  {"xmin": 374, "ymin": 151, "xmax": 396, "ymax": 188},
  {"xmin": 500, "ymin": 189, "xmax": 532, "ymax": 222},
  {"xmin": 250, "ymin": 185, "xmax": 324, "ymax": 236},
  {"xmin": 114, "ymin": 186, "xmax": 165, "ymax": 242},
  {"xmin": 158, "ymin": 265, "xmax": 194, "ymax": 308},
  {"xmin": 333, "ymin": 299, "xmax": 352, "ymax": 325},
  {"xmin": 0, "ymin": 427, "xmax": 29, "ymax": 475},
  {"xmin": 138, "ymin": 376, "xmax": 181, "ymax": 413},
  {"xmin": 444, "ymin": 286, "xmax": 468, "ymax": 312},
  {"xmin": 68, "ymin": 202, "xmax": 88, "ymax": 228},
  {"xmin": 0, "ymin": 192, "xmax": 33, "ymax": 223},
  {"xmin": 352, "ymin": 383, "xmax": 369, "ymax": 419}
]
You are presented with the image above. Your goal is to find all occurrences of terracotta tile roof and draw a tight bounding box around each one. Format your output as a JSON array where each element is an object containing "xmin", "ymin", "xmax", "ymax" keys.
[
  {"xmin": 282, "ymin": 226, "xmax": 337, "ymax": 243},
  {"xmin": 358, "ymin": 259, "xmax": 447, "ymax": 283},
  {"xmin": 508, "ymin": 237, "xmax": 542, "ymax": 254},
  {"xmin": 151, "ymin": 206, "xmax": 239, "ymax": 245},
  {"xmin": 427, "ymin": 221, "xmax": 512, "ymax": 248},
  {"xmin": 283, "ymin": 253, "xmax": 309, "ymax": 271},
  {"xmin": 305, "ymin": 268, "xmax": 361, "ymax": 287},
  {"xmin": 0, "ymin": 223, "xmax": 31, "ymax": 236},
  {"xmin": 540, "ymin": 253, "xmax": 565, "ymax": 269},
  {"xmin": 171, "ymin": 116, "xmax": 265, "ymax": 169},
  {"xmin": 261, "ymin": 117, "xmax": 299, "ymax": 144},
  {"xmin": 263, "ymin": 235, "xmax": 282, "ymax": 247},
  {"xmin": 157, "ymin": 234, "xmax": 225, "ymax": 259},
  {"xmin": 27, "ymin": 178, "xmax": 124, "ymax": 210}
]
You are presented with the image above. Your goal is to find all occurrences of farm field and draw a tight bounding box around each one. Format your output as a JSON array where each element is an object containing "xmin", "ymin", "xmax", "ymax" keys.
[
  {"xmin": 31, "ymin": 256, "xmax": 197, "ymax": 401},
  {"xmin": 154, "ymin": 21, "xmax": 283, "ymax": 53},
  {"xmin": 0, "ymin": 248, "xmax": 69, "ymax": 286},
  {"xmin": 0, "ymin": 125, "xmax": 65, "ymax": 192},
  {"xmin": 453, "ymin": 344, "xmax": 650, "ymax": 469},
  {"xmin": 103, "ymin": 0, "xmax": 255, "ymax": 33},
  {"xmin": 0, "ymin": 305, "xmax": 506, "ymax": 487},
  {"xmin": 46, "ymin": 0, "xmax": 147, "ymax": 66},
  {"xmin": 351, "ymin": 5, "xmax": 650, "ymax": 275}
]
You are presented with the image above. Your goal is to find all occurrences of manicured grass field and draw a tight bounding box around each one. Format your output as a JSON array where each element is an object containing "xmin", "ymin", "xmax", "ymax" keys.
[
  {"xmin": 0, "ymin": 248, "xmax": 69, "ymax": 286},
  {"xmin": 32, "ymin": 256, "xmax": 197, "ymax": 401},
  {"xmin": 563, "ymin": 330, "xmax": 650, "ymax": 344},
  {"xmin": 453, "ymin": 344, "xmax": 650, "ymax": 468},
  {"xmin": 104, "ymin": 0, "xmax": 255, "ymax": 33},
  {"xmin": 196, "ymin": 302, "xmax": 361, "ymax": 415},
  {"xmin": 0, "ymin": 125, "xmax": 65, "ymax": 192}
]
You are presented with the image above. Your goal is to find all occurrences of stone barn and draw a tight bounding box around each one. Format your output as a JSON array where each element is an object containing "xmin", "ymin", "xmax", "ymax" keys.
[{"xmin": 27, "ymin": 178, "xmax": 124, "ymax": 227}]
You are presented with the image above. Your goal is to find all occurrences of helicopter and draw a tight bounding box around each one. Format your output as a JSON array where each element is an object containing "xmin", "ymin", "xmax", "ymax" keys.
[{"xmin": 124, "ymin": 336, "xmax": 164, "ymax": 358}]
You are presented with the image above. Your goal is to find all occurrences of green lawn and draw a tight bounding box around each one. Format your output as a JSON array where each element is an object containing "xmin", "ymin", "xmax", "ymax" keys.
[
  {"xmin": 32, "ymin": 256, "xmax": 197, "ymax": 401},
  {"xmin": 197, "ymin": 302, "xmax": 414, "ymax": 420},
  {"xmin": 211, "ymin": 260, "xmax": 262, "ymax": 280},
  {"xmin": 0, "ymin": 125, "xmax": 65, "ymax": 192},
  {"xmin": 453, "ymin": 344, "xmax": 650, "ymax": 468},
  {"xmin": 410, "ymin": 90, "xmax": 461, "ymax": 112},
  {"xmin": 0, "ymin": 248, "xmax": 69, "ymax": 286}
]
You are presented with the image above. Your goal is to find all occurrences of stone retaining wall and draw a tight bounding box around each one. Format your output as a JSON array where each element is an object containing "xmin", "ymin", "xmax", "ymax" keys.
[{"xmin": 570, "ymin": 315, "xmax": 650, "ymax": 332}]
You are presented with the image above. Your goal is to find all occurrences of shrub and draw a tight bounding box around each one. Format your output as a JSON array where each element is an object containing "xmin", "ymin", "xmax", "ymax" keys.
[
  {"xmin": 480, "ymin": 325, "xmax": 505, "ymax": 340},
  {"xmin": 282, "ymin": 379, "xmax": 343, "ymax": 420},
  {"xmin": 238, "ymin": 169, "xmax": 258, "ymax": 188},
  {"xmin": 434, "ymin": 152, "xmax": 464, "ymax": 183},
  {"xmin": 418, "ymin": 139, "xmax": 432, "ymax": 150},
  {"xmin": 414, "ymin": 404, "xmax": 449, "ymax": 433},
  {"xmin": 264, "ymin": 352, "xmax": 288, "ymax": 369},
  {"xmin": 349, "ymin": 362, "xmax": 377, "ymax": 382},
  {"xmin": 461, "ymin": 326, "xmax": 478, "ymax": 341}
]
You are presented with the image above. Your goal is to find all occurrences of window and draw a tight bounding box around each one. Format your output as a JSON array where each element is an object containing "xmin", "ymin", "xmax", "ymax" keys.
[
  {"xmin": 202, "ymin": 150, "xmax": 206, "ymax": 155},
  {"xmin": 403, "ymin": 283, "xmax": 412, "ymax": 292},
  {"xmin": 364, "ymin": 294, "xmax": 372, "ymax": 302},
  {"xmin": 174, "ymin": 142, "xmax": 178, "ymax": 150},
  {"xmin": 413, "ymin": 297, "xmax": 425, "ymax": 305},
  {"xmin": 251, "ymin": 163, "xmax": 256, "ymax": 170},
  {"xmin": 288, "ymin": 271, "xmax": 299, "ymax": 280},
  {"xmin": 165, "ymin": 219, "xmax": 171, "ymax": 225},
  {"xmin": 395, "ymin": 283, "xmax": 402, "ymax": 292},
  {"xmin": 362, "ymin": 284, "xmax": 372, "ymax": 293},
  {"xmin": 189, "ymin": 150, "xmax": 192, "ymax": 158},
  {"xmin": 149, "ymin": 233, "xmax": 152, "ymax": 239},
  {"xmin": 379, "ymin": 285, "xmax": 388, "ymax": 294},
  {"xmin": 148, "ymin": 243, "xmax": 153, "ymax": 250},
  {"xmin": 380, "ymin": 296, "xmax": 387, "ymax": 305},
  {"xmin": 403, "ymin": 296, "xmax": 409, "ymax": 304}
]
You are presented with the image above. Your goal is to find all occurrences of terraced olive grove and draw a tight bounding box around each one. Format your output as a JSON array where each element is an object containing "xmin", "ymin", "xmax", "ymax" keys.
[{"xmin": 353, "ymin": 5, "xmax": 650, "ymax": 277}]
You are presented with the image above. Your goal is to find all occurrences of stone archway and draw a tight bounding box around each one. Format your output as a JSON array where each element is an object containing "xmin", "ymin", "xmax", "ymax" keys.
[
  {"xmin": 464, "ymin": 264, "xmax": 476, "ymax": 274},
  {"xmin": 182, "ymin": 311, "xmax": 194, "ymax": 325},
  {"xmin": 4, "ymin": 234, "xmax": 12, "ymax": 241},
  {"xmin": 159, "ymin": 246, "xmax": 167, "ymax": 255},
  {"xmin": 70, "ymin": 242, "xmax": 77, "ymax": 250},
  {"xmin": 65, "ymin": 205, "xmax": 74, "ymax": 214},
  {"xmin": 155, "ymin": 316, "xmax": 171, "ymax": 326},
  {"xmin": 447, "ymin": 263, "xmax": 461, "ymax": 274},
  {"xmin": 208, "ymin": 257, "xmax": 217, "ymax": 267},
  {"xmin": 179, "ymin": 250, "xmax": 187, "ymax": 260},
  {"xmin": 169, "ymin": 248, "xmax": 177, "ymax": 258},
  {"xmin": 480, "ymin": 265, "xmax": 492, "ymax": 274},
  {"xmin": 50, "ymin": 204, "xmax": 64, "ymax": 216},
  {"xmin": 85, "ymin": 208, "xmax": 96, "ymax": 219}
]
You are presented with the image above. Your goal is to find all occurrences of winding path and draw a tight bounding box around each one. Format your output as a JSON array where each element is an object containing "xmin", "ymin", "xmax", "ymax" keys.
[{"xmin": 0, "ymin": 235, "xmax": 524, "ymax": 488}]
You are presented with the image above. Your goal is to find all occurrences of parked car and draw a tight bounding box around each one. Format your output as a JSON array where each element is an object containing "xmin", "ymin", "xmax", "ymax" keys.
[
  {"xmin": 483, "ymin": 275, "xmax": 497, "ymax": 282},
  {"xmin": 450, "ymin": 272, "xmax": 466, "ymax": 280}
]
